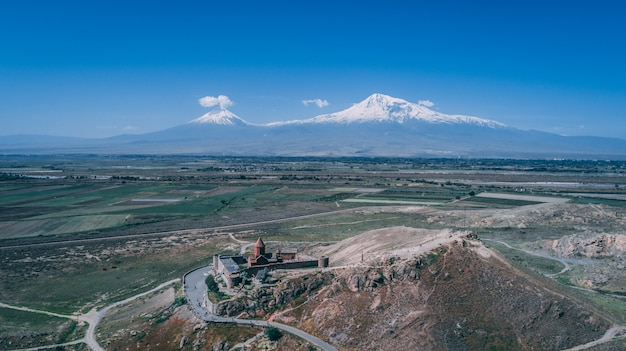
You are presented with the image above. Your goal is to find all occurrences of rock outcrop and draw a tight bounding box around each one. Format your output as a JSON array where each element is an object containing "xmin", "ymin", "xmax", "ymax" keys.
[
  {"xmin": 215, "ymin": 272, "xmax": 334, "ymax": 317},
  {"xmin": 277, "ymin": 240, "xmax": 611, "ymax": 351},
  {"xmin": 545, "ymin": 233, "xmax": 626, "ymax": 258}
]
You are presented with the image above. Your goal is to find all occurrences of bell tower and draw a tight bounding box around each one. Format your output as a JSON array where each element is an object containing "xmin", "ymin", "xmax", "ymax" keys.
[{"xmin": 254, "ymin": 237, "xmax": 265, "ymax": 257}]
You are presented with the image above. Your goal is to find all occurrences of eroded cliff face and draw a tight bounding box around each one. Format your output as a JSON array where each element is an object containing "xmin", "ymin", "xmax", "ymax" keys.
[
  {"xmin": 538, "ymin": 233, "xmax": 626, "ymax": 293},
  {"xmin": 274, "ymin": 240, "xmax": 610, "ymax": 351},
  {"xmin": 545, "ymin": 233, "xmax": 626, "ymax": 258},
  {"xmin": 215, "ymin": 271, "xmax": 336, "ymax": 318}
]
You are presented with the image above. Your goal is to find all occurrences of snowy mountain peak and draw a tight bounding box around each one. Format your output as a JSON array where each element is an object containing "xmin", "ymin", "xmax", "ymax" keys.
[
  {"xmin": 189, "ymin": 108, "xmax": 250, "ymax": 126},
  {"xmin": 270, "ymin": 93, "xmax": 506, "ymax": 128},
  {"xmin": 363, "ymin": 93, "xmax": 408, "ymax": 106}
]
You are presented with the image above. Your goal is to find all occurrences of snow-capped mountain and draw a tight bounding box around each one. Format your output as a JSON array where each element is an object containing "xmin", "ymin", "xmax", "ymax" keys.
[
  {"xmin": 2, "ymin": 93, "xmax": 626, "ymax": 159},
  {"xmin": 189, "ymin": 108, "xmax": 250, "ymax": 126},
  {"xmin": 270, "ymin": 93, "xmax": 506, "ymax": 128}
]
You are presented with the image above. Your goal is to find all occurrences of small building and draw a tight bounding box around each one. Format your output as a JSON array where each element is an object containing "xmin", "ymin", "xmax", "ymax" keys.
[
  {"xmin": 248, "ymin": 237, "xmax": 281, "ymax": 267},
  {"xmin": 213, "ymin": 254, "xmax": 246, "ymax": 288},
  {"xmin": 277, "ymin": 248, "xmax": 298, "ymax": 261}
]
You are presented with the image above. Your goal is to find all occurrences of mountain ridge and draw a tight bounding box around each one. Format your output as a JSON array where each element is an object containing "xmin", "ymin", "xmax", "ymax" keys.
[
  {"xmin": 1, "ymin": 93, "xmax": 626, "ymax": 159},
  {"xmin": 268, "ymin": 93, "xmax": 506, "ymax": 128}
]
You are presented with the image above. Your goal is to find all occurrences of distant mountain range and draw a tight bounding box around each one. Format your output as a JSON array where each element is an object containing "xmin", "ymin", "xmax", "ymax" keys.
[{"xmin": 2, "ymin": 93, "xmax": 626, "ymax": 159}]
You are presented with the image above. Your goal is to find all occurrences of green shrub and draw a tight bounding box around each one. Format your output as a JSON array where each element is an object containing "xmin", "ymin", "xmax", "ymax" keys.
[
  {"xmin": 173, "ymin": 295, "xmax": 187, "ymax": 306},
  {"xmin": 206, "ymin": 275, "xmax": 219, "ymax": 293},
  {"xmin": 265, "ymin": 326, "xmax": 283, "ymax": 341}
]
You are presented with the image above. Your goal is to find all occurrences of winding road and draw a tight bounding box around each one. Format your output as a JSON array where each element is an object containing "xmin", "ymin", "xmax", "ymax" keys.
[
  {"xmin": 183, "ymin": 265, "xmax": 338, "ymax": 351},
  {"xmin": 83, "ymin": 279, "xmax": 181, "ymax": 351},
  {"xmin": 482, "ymin": 238, "xmax": 594, "ymax": 276},
  {"xmin": 3, "ymin": 254, "xmax": 624, "ymax": 351},
  {"xmin": 561, "ymin": 326, "xmax": 626, "ymax": 351},
  {"xmin": 3, "ymin": 214, "xmax": 624, "ymax": 351},
  {"xmin": 2, "ymin": 279, "xmax": 180, "ymax": 351},
  {"xmin": 482, "ymin": 238, "xmax": 626, "ymax": 350}
]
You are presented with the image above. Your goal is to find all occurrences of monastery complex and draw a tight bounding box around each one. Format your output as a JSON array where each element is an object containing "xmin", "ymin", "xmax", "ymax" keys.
[{"xmin": 213, "ymin": 237, "xmax": 329, "ymax": 288}]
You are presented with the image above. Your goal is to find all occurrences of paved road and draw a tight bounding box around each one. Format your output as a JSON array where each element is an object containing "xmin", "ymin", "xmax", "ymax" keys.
[
  {"xmin": 269, "ymin": 321, "xmax": 338, "ymax": 351},
  {"xmin": 561, "ymin": 325, "xmax": 626, "ymax": 351},
  {"xmin": 2, "ymin": 248, "xmax": 623, "ymax": 351},
  {"xmin": 185, "ymin": 265, "xmax": 215, "ymax": 315},
  {"xmin": 183, "ymin": 266, "xmax": 338, "ymax": 351}
]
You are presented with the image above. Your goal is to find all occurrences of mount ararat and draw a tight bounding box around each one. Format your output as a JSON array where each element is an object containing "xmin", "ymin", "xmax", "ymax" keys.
[{"xmin": 3, "ymin": 93, "xmax": 626, "ymax": 159}]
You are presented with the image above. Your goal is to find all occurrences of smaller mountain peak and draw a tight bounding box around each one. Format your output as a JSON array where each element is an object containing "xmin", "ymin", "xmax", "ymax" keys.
[{"xmin": 189, "ymin": 108, "xmax": 250, "ymax": 126}]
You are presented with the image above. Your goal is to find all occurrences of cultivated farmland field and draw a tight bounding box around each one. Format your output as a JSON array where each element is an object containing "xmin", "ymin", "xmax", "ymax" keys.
[{"xmin": 2, "ymin": 155, "xmax": 626, "ymax": 350}]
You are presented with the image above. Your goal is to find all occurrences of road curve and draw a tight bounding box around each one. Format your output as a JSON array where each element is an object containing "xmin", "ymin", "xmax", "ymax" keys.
[
  {"xmin": 183, "ymin": 266, "xmax": 338, "ymax": 351},
  {"xmin": 83, "ymin": 278, "xmax": 181, "ymax": 351},
  {"xmin": 560, "ymin": 325, "xmax": 626, "ymax": 351},
  {"xmin": 269, "ymin": 321, "xmax": 338, "ymax": 351}
]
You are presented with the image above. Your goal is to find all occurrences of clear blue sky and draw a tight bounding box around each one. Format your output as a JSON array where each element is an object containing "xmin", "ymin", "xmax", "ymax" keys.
[{"xmin": 1, "ymin": 0, "xmax": 625, "ymax": 138}]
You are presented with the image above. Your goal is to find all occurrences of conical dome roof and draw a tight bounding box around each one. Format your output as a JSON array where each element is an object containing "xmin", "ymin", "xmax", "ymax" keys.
[{"xmin": 254, "ymin": 237, "xmax": 265, "ymax": 248}]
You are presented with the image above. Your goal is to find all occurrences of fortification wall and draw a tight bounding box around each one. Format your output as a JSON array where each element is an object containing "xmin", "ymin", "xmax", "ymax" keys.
[{"xmin": 246, "ymin": 260, "xmax": 319, "ymax": 276}]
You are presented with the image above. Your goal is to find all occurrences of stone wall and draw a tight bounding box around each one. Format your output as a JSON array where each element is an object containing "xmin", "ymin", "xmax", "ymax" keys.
[{"xmin": 245, "ymin": 260, "xmax": 319, "ymax": 276}]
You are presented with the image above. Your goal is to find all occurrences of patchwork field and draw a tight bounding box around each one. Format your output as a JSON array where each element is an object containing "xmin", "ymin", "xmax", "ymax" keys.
[{"xmin": 2, "ymin": 155, "xmax": 626, "ymax": 350}]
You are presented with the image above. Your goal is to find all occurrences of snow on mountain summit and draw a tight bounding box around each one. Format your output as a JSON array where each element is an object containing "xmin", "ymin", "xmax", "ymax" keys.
[
  {"xmin": 270, "ymin": 93, "xmax": 506, "ymax": 128},
  {"xmin": 189, "ymin": 108, "xmax": 250, "ymax": 126},
  {"xmin": 187, "ymin": 93, "xmax": 506, "ymax": 129}
]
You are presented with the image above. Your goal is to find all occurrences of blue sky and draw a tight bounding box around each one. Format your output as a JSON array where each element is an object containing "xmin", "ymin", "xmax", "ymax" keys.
[{"xmin": 1, "ymin": 0, "xmax": 625, "ymax": 138}]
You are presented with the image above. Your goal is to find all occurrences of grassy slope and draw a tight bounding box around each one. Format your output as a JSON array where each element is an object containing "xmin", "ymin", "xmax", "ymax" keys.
[{"xmin": 0, "ymin": 307, "xmax": 86, "ymax": 351}]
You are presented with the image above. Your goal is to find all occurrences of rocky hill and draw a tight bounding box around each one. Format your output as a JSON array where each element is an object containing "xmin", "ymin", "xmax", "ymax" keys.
[
  {"xmin": 538, "ymin": 233, "xmax": 626, "ymax": 295},
  {"xmin": 206, "ymin": 227, "xmax": 615, "ymax": 350},
  {"xmin": 265, "ymin": 230, "xmax": 613, "ymax": 351},
  {"xmin": 544, "ymin": 233, "xmax": 626, "ymax": 259}
]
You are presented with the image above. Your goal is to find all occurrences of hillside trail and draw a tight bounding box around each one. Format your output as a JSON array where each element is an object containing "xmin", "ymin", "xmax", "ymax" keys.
[
  {"xmin": 480, "ymin": 243, "xmax": 626, "ymax": 351},
  {"xmin": 561, "ymin": 325, "xmax": 626, "ymax": 351},
  {"xmin": 2, "ymin": 279, "xmax": 180, "ymax": 351},
  {"xmin": 482, "ymin": 238, "xmax": 575, "ymax": 276}
]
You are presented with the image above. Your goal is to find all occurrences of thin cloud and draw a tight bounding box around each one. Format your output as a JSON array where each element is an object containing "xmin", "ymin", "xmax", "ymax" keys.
[
  {"xmin": 302, "ymin": 98, "xmax": 329, "ymax": 108},
  {"xmin": 199, "ymin": 95, "xmax": 234, "ymax": 109},
  {"xmin": 419, "ymin": 100, "xmax": 434, "ymax": 107}
]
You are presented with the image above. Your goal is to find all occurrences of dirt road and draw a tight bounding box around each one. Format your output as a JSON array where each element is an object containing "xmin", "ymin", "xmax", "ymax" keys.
[{"xmin": 2, "ymin": 279, "xmax": 180, "ymax": 351}]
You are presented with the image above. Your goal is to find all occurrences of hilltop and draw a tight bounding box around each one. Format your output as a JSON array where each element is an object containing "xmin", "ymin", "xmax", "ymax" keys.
[{"xmin": 273, "ymin": 228, "xmax": 613, "ymax": 350}]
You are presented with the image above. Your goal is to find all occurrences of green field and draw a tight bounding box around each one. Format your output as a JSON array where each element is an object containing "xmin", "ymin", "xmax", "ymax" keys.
[
  {"xmin": 570, "ymin": 196, "xmax": 626, "ymax": 208},
  {"xmin": 0, "ymin": 236, "xmax": 228, "ymax": 314},
  {"xmin": 342, "ymin": 198, "xmax": 446, "ymax": 205},
  {"xmin": 461, "ymin": 196, "xmax": 543, "ymax": 207},
  {"xmin": 0, "ymin": 307, "xmax": 86, "ymax": 351},
  {"xmin": 485, "ymin": 240, "xmax": 565, "ymax": 275},
  {"xmin": 2, "ymin": 155, "xmax": 626, "ymax": 346}
]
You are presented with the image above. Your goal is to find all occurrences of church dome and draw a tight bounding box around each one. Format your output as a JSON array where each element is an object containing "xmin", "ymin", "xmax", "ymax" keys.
[{"xmin": 254, "ymin": 237, "xmax": 265, "ymax": 248}]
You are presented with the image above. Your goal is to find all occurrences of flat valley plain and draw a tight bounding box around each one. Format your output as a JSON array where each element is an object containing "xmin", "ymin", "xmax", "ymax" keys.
[{"xmin": 2, "ymin": 155, "xmax": 626, "ymax": 350}]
